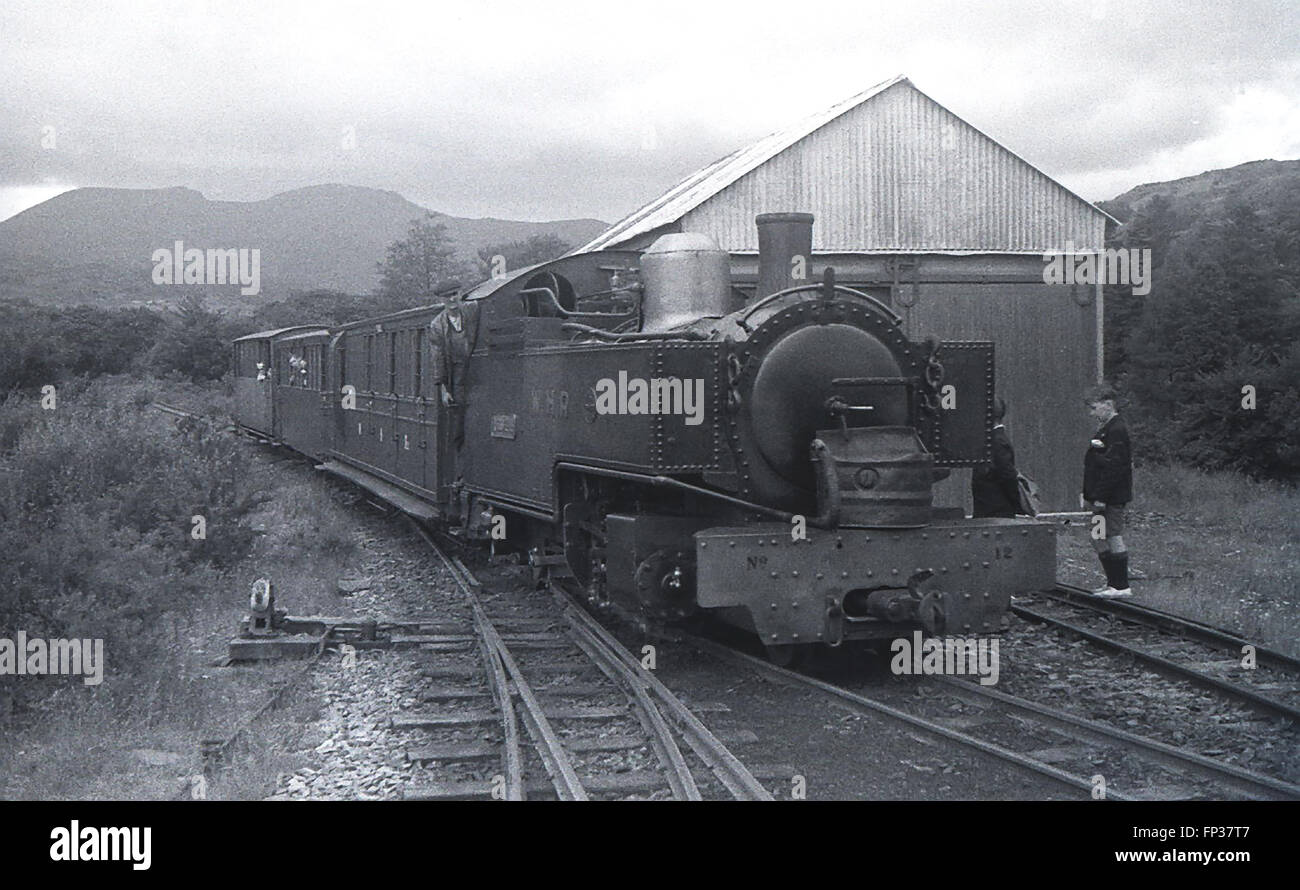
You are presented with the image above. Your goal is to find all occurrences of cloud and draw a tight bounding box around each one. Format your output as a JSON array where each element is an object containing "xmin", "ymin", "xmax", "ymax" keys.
[{"xmin": 0, "ymin": 0, "xmax": 1296, "ymax": 221}]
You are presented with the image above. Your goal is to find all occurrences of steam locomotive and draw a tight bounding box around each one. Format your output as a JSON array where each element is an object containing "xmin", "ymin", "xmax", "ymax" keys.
[{"xmin": 233, "ymin": 213, "xmax": 1056, "ymax": 658}]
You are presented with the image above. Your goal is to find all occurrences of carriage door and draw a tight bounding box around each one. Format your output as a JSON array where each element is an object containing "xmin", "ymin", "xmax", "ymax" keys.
[
  {"xmin": 393, "ymin": 328, "xmax": 424, "ymax": 491},
  {"xmin": 417, "ymin": 327, "xmax": 442, "ymax": 500}
]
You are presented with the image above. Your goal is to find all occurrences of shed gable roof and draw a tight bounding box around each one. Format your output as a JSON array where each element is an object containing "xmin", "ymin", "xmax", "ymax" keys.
[{"xmin": 579, "ymin": 76, "xmax": 1115, "ymax": 254}]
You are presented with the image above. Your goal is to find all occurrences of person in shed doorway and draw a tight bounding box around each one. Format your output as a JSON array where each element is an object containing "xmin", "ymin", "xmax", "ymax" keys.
[
  {"xmin": 971, "ymin": 397, "xmax": 1020, "ymax": 519},
  {"xmin": 1083, "ymin": 385, "xmax": 1133, "ymax": 598}
]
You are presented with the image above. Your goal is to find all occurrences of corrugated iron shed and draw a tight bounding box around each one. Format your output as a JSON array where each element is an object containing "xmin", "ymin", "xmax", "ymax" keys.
[{"xmin": 580, "ymin": 76, "xmax": 1114, "ymax": 255}]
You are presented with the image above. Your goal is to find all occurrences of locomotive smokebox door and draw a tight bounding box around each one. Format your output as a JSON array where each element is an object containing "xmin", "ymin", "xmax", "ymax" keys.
[{"xmin": 916, "ymin": 341, "xmax": 995, "ymax": 467}]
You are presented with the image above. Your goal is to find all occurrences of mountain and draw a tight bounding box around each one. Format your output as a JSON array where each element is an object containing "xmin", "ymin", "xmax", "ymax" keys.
[
  {"xmin": 1099, "ymin": 158, "xmax": 1300, "ymax": 226},
  {"xmin": 0, "ymin": 184, "xmax": 608, "ymax": 310}
]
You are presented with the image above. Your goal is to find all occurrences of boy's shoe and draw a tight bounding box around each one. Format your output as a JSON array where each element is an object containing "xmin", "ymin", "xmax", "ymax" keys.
[{"xmin": 1093, "ymin": 587, "xmax": 1133, "ymax": 598}]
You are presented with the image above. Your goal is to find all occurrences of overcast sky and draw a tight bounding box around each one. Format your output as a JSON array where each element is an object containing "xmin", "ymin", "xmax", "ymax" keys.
[{"xmin": 1, "ymin": 0, "xmax": 1297, "ymax": 223}]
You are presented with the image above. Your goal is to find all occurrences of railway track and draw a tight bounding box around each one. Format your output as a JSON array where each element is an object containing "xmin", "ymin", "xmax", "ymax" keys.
[
  {"xmin": 398, "ymin": 520, "xmax": 773, "ymax": 800},
  {"xmin": 1013, "ymin": 584, "xmax": 1300, "ymax": 724},
  {"xmin": 681, "ymin": 632, "xmax": 1300, "ymax": 801},
  {"xmin": 159, "ymin": 396, "xmax": 1294, "ymax": 799}
]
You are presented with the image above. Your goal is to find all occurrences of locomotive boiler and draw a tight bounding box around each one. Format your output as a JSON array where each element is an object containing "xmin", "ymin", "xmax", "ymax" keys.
[{"xmin": 234, "ymin": 212, "xmax": 1057, "ymax": 659}]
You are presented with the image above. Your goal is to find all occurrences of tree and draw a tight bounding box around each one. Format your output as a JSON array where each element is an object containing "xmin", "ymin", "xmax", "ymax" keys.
[
  {"xmin": 147, "ymin": 294, "xmax": 232, "ymax": 381},
  {"xmin": 376, "ymin": 214, "xmax": 470, "ymax": 303},
  {"xmin": 1122, "ymin": 200, "xmax": 1300, "ymax": 479},
  {"xmin": 475, "ymin": 234, "xmax": 572, "ymax": 279}
]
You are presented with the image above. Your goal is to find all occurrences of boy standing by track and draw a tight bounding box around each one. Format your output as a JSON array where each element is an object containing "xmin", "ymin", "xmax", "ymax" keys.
[{"xmin": 1083, "ymin": 385, "xmax": 1133, "ymax": 598}]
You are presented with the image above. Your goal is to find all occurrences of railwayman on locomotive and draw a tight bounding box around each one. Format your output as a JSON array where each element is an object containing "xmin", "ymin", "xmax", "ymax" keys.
[
  {"xmin": 971, "ymin": 397, "xmax": 1021, "ymax": 518},
  {"xmin": 428, "ymin": 287, "xmax": 480, "ymax": 446},
  {"xmin": 1083, "ymin": 385, "xmax": 1133, "ymax": 598}
]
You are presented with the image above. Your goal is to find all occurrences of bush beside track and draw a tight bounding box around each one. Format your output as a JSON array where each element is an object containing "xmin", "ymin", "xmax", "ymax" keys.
[{"xmin": 0, "ymin": 376, "xmax": 358, "ymax": 798}]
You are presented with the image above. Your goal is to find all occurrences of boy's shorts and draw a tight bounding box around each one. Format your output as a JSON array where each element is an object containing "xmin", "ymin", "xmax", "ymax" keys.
[{"xmin": 1091, "ymin": 503, "xmax": 1126, "ymax": 537}]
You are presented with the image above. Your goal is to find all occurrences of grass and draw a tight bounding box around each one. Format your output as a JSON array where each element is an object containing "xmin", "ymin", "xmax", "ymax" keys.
[
  {"xmin": 1055, "ymin": 463, "xmax": 1299, "ymax": 656},
  {"xmin": 0, "ymin": 375, "xmax": 360, "ymax": 799}
]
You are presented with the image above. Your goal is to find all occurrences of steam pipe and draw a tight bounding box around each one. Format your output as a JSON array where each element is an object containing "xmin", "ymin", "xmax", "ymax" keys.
[
  {"xmin": 518, "ymin": 287, "xmax": 636, "ymax": 320},
  {"xmin": 560, "ymin": 323, "xmax": 708, "ymax": 342},
  {"xmin": 554, "ymin": 462, "xmax": 839, "ymax": 529}
]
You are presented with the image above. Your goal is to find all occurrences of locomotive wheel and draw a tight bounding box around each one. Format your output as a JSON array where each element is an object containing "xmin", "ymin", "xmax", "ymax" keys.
[{"xmin": 633, "ymin": 549, "xmax": 696, "ymax": 620}]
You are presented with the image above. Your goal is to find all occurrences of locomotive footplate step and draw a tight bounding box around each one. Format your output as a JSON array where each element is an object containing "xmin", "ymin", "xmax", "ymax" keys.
[{"xmin": 315, "ymin": 460, "xmax": 438, "ymax": 521}]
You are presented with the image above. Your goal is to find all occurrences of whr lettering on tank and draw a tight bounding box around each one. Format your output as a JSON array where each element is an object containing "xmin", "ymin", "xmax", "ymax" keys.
[{"xmin": 593, "ymin": 371, "xmax": 706, "ymax": 426}]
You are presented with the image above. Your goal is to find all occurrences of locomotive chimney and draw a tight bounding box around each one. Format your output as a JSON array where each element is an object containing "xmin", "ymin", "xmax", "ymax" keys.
[{"xmin": 754, "ymin": 212, "xmax": 814, "ymax": 303}]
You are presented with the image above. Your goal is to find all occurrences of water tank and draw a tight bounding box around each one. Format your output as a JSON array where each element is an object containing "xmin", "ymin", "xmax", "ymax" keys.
[{"xmin": 639, "ymin": 232, "xmax": 732, "ymax": 331}]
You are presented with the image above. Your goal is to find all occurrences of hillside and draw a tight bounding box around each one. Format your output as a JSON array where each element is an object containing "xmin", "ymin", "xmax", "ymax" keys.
[
  {"xmin": 1097, "ymin": 158, "xmax": 1299, "ymax": 482},
  {"xmin": 0, "ymin": 184, "xmax": 607, "ymax": 310},
  {"xmin": 1099, "ymin": 158, "xmax": 1300, "ymax": 226}
]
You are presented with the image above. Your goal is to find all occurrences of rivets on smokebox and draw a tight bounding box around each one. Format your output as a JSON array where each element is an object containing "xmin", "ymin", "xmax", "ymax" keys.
[
  {"xmin": 815, "ymin": 572, "xmax": 823, "ymax": 580},
  {"xmin": 728, "ymin": 540, "xmax": 736, "ymax": 547},
  {"xmin": 963, "ymin": 562, "xmax": 971, "ymax": 569},
  {"xmin": 891, "ymin": 568, "xmax": 899, "ymax": 575},
  {"xmin": 841, "ymin": 571, "xmax": 849, "ymax": 578},
  {"xmin": 770, "ymin": 571, "xmax": 779, "ymax": 578},
  {"xmin": 770, "ymin": 603, "xmax": 778, "ymax": 611},
  {"xmin": 791, "ymin": 570, "xmax": 799, "ymax": 578},
  {"xmin": 963, "ymin": 592, "xmax": 971, "ymax": 600},
  {"xmin": 982, "ymin": 561, "xmax": 990, "ymax": 568}
]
